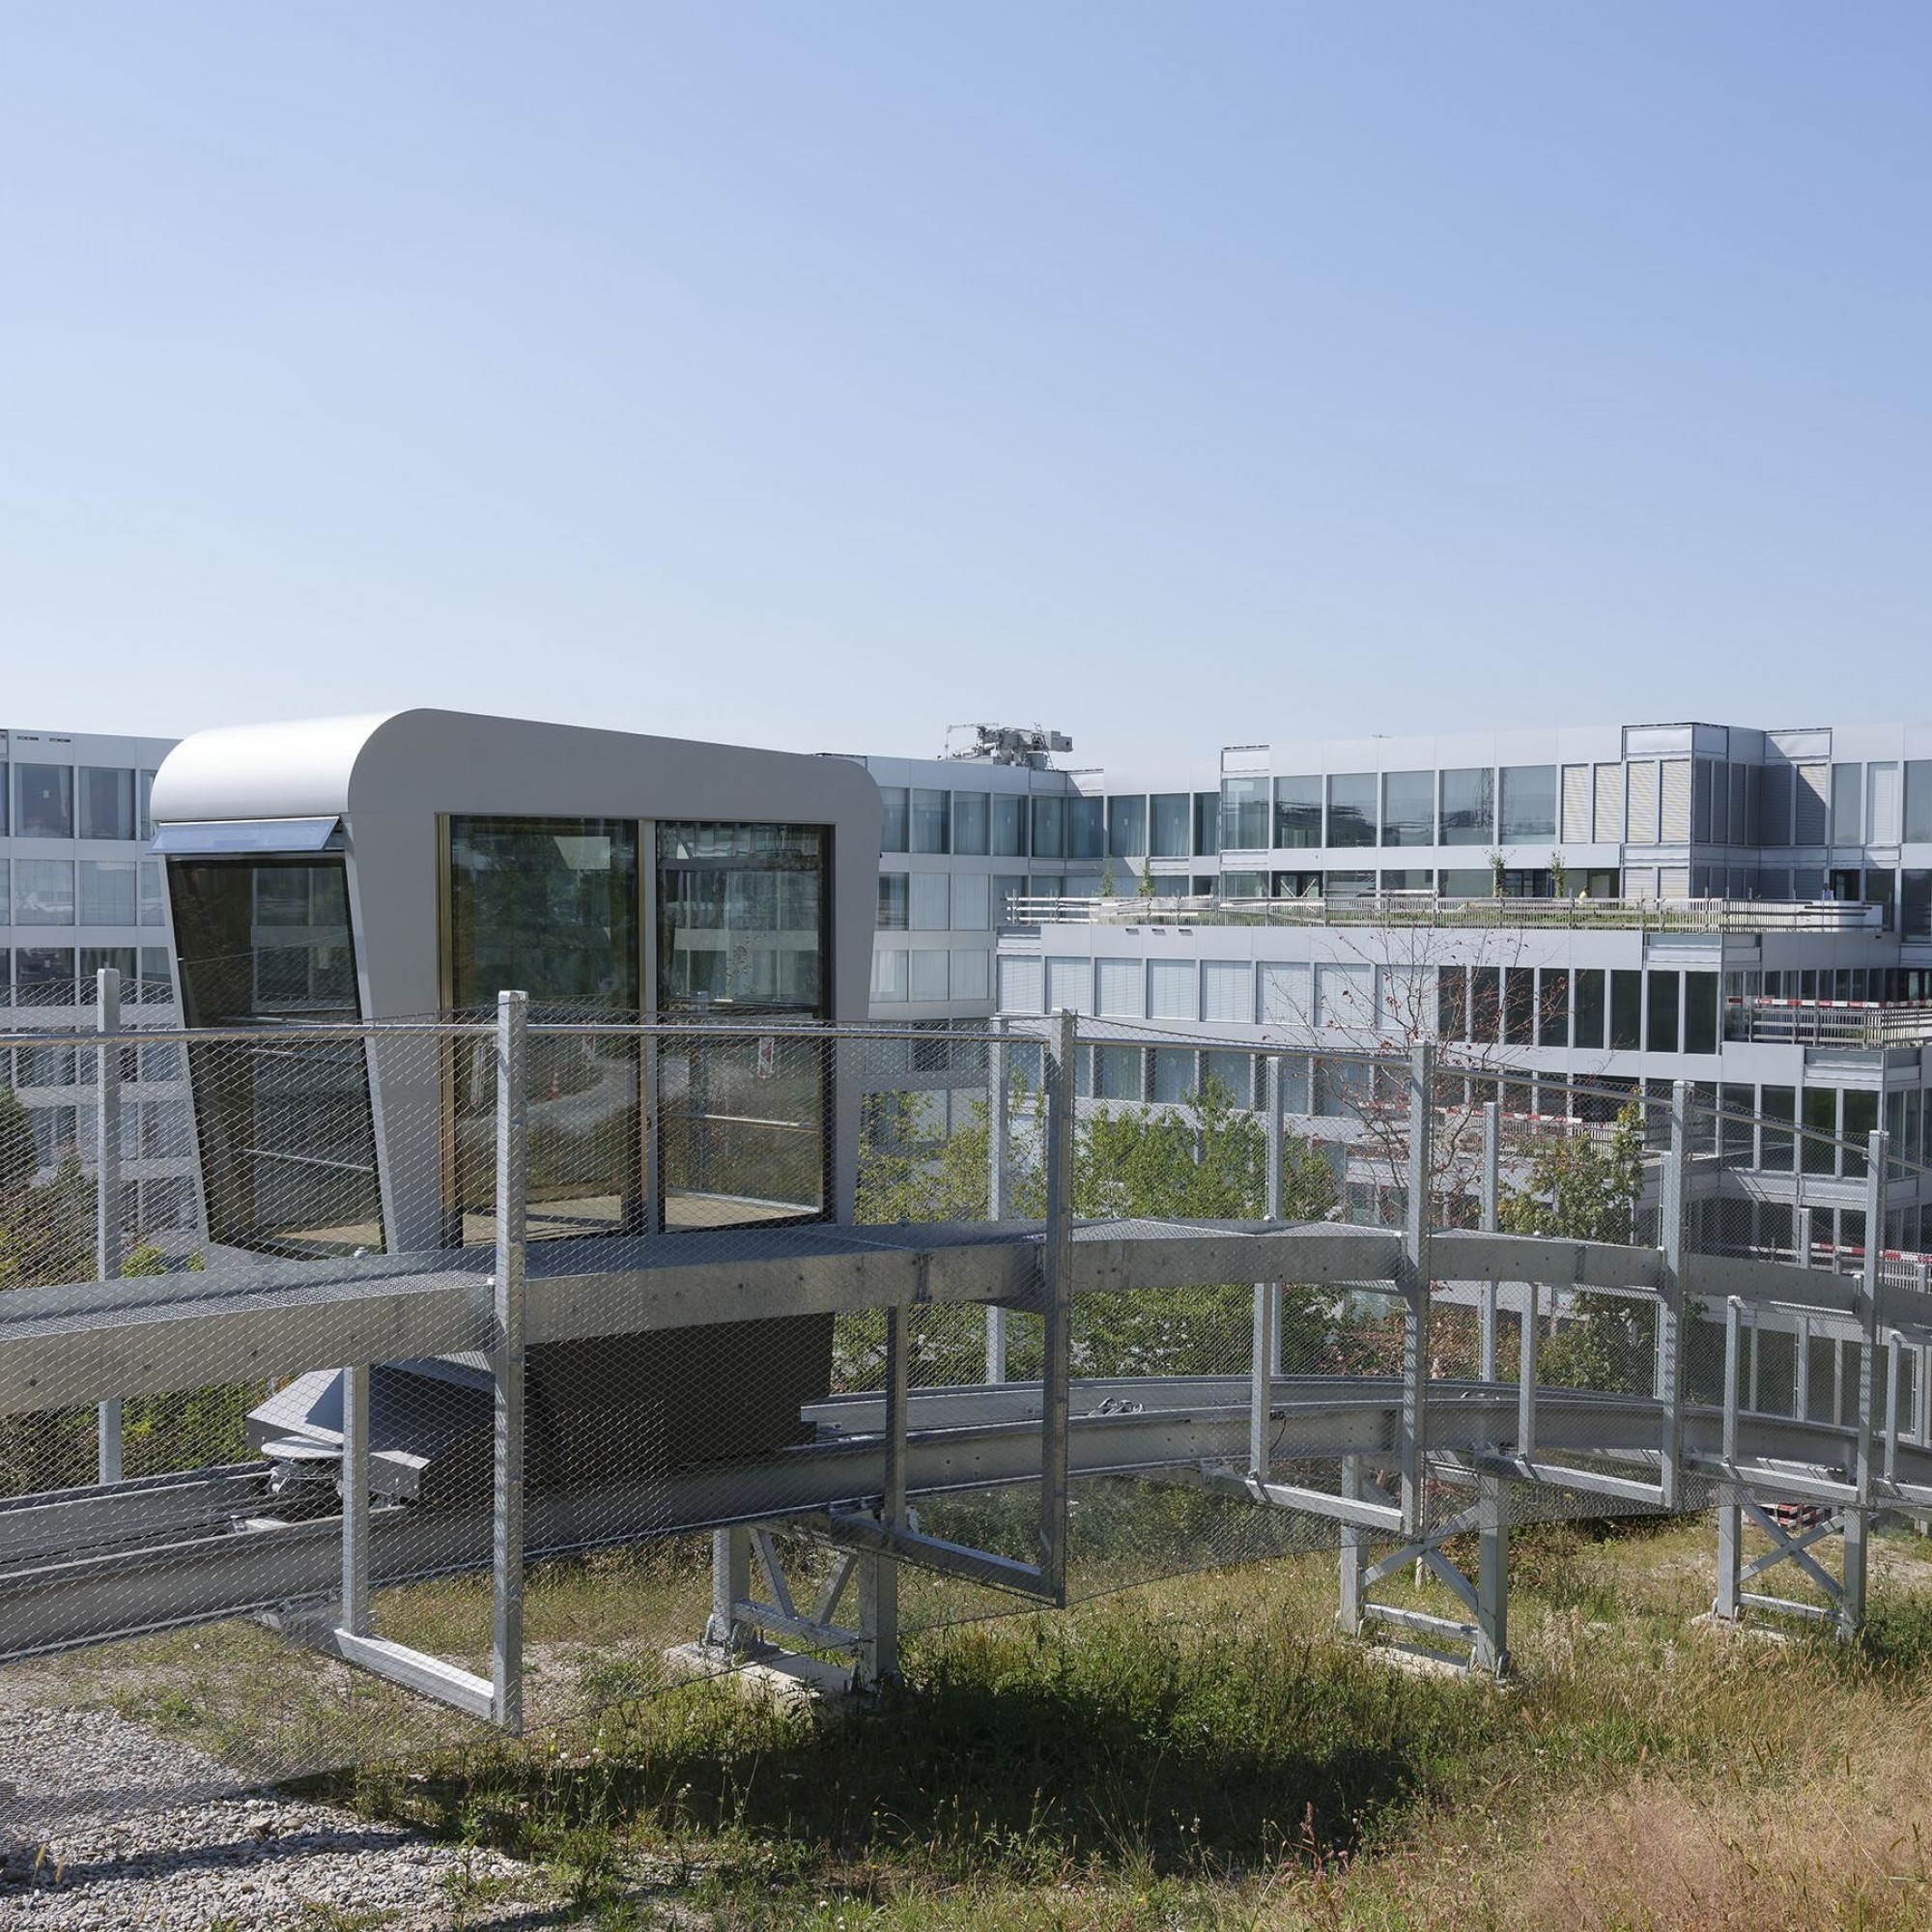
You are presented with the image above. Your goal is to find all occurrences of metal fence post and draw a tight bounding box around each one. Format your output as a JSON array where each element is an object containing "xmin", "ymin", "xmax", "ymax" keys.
[
  {"xmin": 986, "ymin": 1015, "xmax": 1009, "ymax": 1384},
  {"xmin": 1250, "ymin": 1054, "xmax": 1284, "ymax": 1480},
  {"xmin": 1337, "ymin": 1452, "xmax": 1366, "ymax": 1635},
  {"xmin": 1475, "ymin": 1467, "xmax": 1508, "ymax": 1676},
  {"xmin": 96, "ymin": 965, "xmax": 124, "ymax": 1485},
  {"xmin": 1399, "ymin": 1042, "xmax": 1435, "ymax": 1540},
  {"xmin": 1657, "ymin": 1081, "xmax": 1690, "ymax": 1509},
  {"xmin": 341, "ymin": 1361, "xmax": 370, "ymax": 1635},
  {"xmin": 1715, "ymin": 1296, "xmax": 1742, "ymax": 1620},
  {"xmin": 1479, "ymin": 1100, "xmax": 1500, "ymax": 1384},
  {"xmin": 1842, "ymin": 1127, "xmax": 1886, "ymax": 1639},
  {"xmin": 493, "ymin": 989, "xmax": 528, "ymax": 1731},
  {"xmin": 1038, "ymin": 1008, "xmax": 1076, "ymax": 1602}
]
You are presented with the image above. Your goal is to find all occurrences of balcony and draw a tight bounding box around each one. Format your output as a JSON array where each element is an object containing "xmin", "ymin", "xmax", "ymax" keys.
[
  {"xmin": 1004, "ymin": 893, "xmax": 1887, "ymax": 935},
  {"xmin": 1725, "ymin": 998, "xmax": 1932, "ymax": 1048}
]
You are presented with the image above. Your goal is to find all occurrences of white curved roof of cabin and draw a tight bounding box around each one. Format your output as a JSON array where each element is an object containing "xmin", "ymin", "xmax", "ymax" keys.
[{"xmin": 150, "ymin": 708, "xmax": 881, "ymax": 829}]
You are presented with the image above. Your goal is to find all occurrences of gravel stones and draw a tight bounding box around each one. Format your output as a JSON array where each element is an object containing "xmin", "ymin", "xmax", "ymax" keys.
[{"xmin": 0, "ymin": 1707, "xmax": 554, "ymax": 1929}]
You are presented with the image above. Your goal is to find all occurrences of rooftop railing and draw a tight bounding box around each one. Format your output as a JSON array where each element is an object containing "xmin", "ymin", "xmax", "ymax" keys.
[
  {"xmin": 1725, "ymin": 997, "xmax": 1932, "ymax": 1048},
  {"xmin": 1006, "ymin": 893, "xmax": 1887, "ymax": 934}
]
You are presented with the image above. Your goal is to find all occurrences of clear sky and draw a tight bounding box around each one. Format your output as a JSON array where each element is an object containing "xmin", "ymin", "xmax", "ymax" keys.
[{"xmin": 2, "ymin": 4, "xmax": 1926, "ymax": 765}]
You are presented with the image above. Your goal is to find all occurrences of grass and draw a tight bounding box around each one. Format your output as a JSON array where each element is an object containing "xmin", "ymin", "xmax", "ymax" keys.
[{"xmin": 297, "ymin": 1510, "xmax": 1932, "ymax": 1930}]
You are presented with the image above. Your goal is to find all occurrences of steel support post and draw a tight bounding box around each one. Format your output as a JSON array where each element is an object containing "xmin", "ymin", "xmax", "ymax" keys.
[
  {"xmin": 986, "ymin": 1016, "xmax": 1009, "ymax": 1384},
  {"xmin": 95, "ymin": 966, "xmax": 124, "ymax": 1485},
  {"xmin": 1251, "ymin": 1054, "xmax": 1285, "ymax": 1480},
  {"xmin": 1657, "ymin": 1081, "xmax": 1690, "ymax": 1510},
  {"xmin": 492, "ymin": 989, "xmax": 528, "ymax": 1731},
  {"xmin": 1337, "ymin": 1453, "xmax": 1366, "ymax": 1635},
  {"xmin": 1517, "ymin": 1278, "xmax": 1539, "ymax": 1459},
  {"xmin": 709, "ymin": 1526, "xmax": 752, "ymax": 1652},
  {"xmin": 1715, "ymin": 1296, "xmax": 1743, "ymax": 1621},
  {"xmin": 341, "ymin": 1360, "xmax": 371, "ymax": 1635},
  {"xmin": 1796, "ymin": 1316, "xmax": 1811, "ymax": 1422},
  {"xmin": 1474, "ymin": 1467, "xmax": 1508, "ymax": 1676},
  {"xmin": 1841, "ymin": 1128, "xmax": 1887, "ymax": 1639},
  {"xmin": 1478, "ymin": 1100, "xmax": 1500, "ymax": 1385},
  {"xmin": 854, "ymin": 1298, "xmax": 907, "ymax": 1689},
  {"xmin": 1399, "ymin": 1043, "xmax": 1435, "ymax": 1540},
  {"xmin": 1886, "ymin": 1331, "xmax": 1903, "ymax": 1488},
  {"xmin": 1037, "ymin": 1009, "xmax": 1076, "ymax": 1602}
]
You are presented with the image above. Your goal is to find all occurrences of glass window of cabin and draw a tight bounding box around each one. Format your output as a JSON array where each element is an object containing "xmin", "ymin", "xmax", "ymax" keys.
[
  {"xmin": 1325, "ymin": 773, "xmax": 1377, "ymax": 848},
  {"xmin": 877, "ymin": 787, "xmax": 910, "ymax": 854},
  {"xmin": 169, "ymin": 853, "xmax": 379, "ymax": 1256},
  {"xmin": 1107, "ymin": 795, "xmax": 1147, "ymax": 859},
  {"xmin": 1646, "ymin": 971, "xmax": 1680, "ymax": 1053},
  {"xmin": 1504, "ymin": 967, "xmax": 1535, "ymax": 1044},
  {"xmin": 1539, "ymin": 969, "xmax": 1570, "ymax": 1047},
  {"xmin": 1439, "ymin": 769, "xmax": 1494, "ymax": 845},
  {"xmin": 1831, "ymin": 765, "xmax": 1862, "ymax": 844},
  {"xmin": 1842, "ymin": 1089, "xmax": 1879, "ymax": 1179},
  {"xmin": 1610, "ymin": 970, "xmax": 1642, "ymax": 1049},
  {"xmin": 1273, "ymin": 776, "xmax": 1321, "ymax": 848},
  {"xmin": 1193, "ymin": 791, "xmax": 1220, "ymax": 856},
  {"xmin": 1380, "ymin": 771, "xmax": 1434, "ymax": 847},
  {"xmin": 1220, "ymin": 778, "xmax": 1268, "ymax": 850},
  {"xmin": 1499, "ymin": 766, "xmax": 1557, "ymax": 840},
  {"xmin": 1761, "ymin": 1084, "xmax": 1795, "ymax": 1171},
  {"xmin": 910, "ymin": 789, "xmax": 949, "ymax": 854},
  {"xmin": 657, "ymin": 821, "xmax": 830, "ymax": 1229},
  {"xmin": 1150, "ymin": 793, "xmax": 1190, "ymax": 858},
  {"xmin": 15, "ymin": 765, "xmax": 71, "ymax": 838},
  {"xmin": 1802, "ymin": 1087, "xmax": 1837, "ymax": 1175},
  {"xmin": 1684, "ymin": 973, "xmax": 1719, "ymax": 1055},
  {"xmin": 951, "ymin": 791, "xmax": 989, "ymax": 856},
  {"xmin": 1032, "ymin": 796, "xmax": 1066, "ymax": 860},
  {"xmin": 78, "ymin": 767, "xmax": 134, "ymax": 840},
  {"xmin": 1068, "ymin": 796, "xmax": 1104, "ymax": 860},
  {"xmin": 1574, "ymin": 968, "xmax": 1606, "ymax": 1048},
  {"xmin": 877, "ymin": 873, "xmax": 908, "ymax": 929}
]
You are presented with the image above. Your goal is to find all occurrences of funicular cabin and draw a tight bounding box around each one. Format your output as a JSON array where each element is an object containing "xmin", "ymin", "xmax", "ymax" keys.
[{"xmin": 149, "ymin": 708, "xmax": 881, "ymax": 1500}]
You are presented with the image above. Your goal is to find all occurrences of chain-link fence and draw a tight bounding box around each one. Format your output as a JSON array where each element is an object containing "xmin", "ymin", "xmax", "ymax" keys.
[{"xmin": 4, "ymin": 1003, "xmax": 1932, "ymax": 1833}]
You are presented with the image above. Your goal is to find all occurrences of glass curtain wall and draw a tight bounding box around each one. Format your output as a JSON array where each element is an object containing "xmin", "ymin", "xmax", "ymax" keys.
[
  {"xmin": 170, "ymin": 854, "xmax": 381, "ymax": 1256},
  {"xmin": 657, "ymin": 822, "xmax": 830, "ymax": 1228}
]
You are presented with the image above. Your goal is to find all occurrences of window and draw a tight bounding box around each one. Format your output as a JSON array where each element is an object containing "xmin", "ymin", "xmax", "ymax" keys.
[
  {"xmin": 1201, "ymin": 960, "xmax": 1252, "ymax": 1023},
  {"xmin": 1221, "ymin": 870, "xmax": 1265, "ymax": 900},
  {"xmin": 945, "ymin": 790, "xmax": 988, "ymax": 857},
  {"xmin": 0, "ymin": 859, "xmax": 7, "ymax": 923},
  {"xmin": 1324, "ymin": 869, "xmax": 1374, "ymax": 900},
  {"xmin": 1380, "ymin": 868, "xmax": 1434, "ymax": 892},
  {"xmin": 950, "ymin": 949, "xmax": 989, "ymax": 1001},
  {"xmin": 1149, "ymin": 959, "xmax": 1196, "ymax": 1019},
  {"xmin": 877, "ymin": 874, "xmax": 908, "ymax": 929},
  {"xmin": 1593, "ymin": 764, "xmax": 1624, "ymax": 842},
  {"xmin": 14, "ymin": 859, "xmax": 73, "ymax": 925},
  {"xmin": 1151, "ymin": 1048, "xmax": 1196, "ymax": 1103},
  {"xmin": 136, "ymin": 771, "xmax": 156, "ymax": 842},
  {"xmin": 1794, "ymin": 764, "xmax": 1828, "ymax": 844},
  {"xmin": 871, "ymin": 949, "xmax": 909, "ymax": 1002},
  {"xmin": 998, "ymin": 954, "xmax": 1042, "ymax": 1012},
  {"xmin": 1319, "ymin": 962, "xmax": 1373, "ymax": 1030},
  {"xmin": 991, "ymin": 794, "xmax": 1028, "ymax": 857},
  {"xmin": 1660, "ymin": 759, "xmax": 1691, "ymax": 842},
  {"xmin": 1325, "ymin": 773, "xmax": 1376, "ymax": 848},
  {"xmin": 1869, "ymin": 763, "xmax": 1902, "ymax": 844},
  {"xmin": 1646, "ymin": 971, "xmax": 1680, "ymax": 1053},
  {"xmin": 1044, "ymin": 956, "xmax": 1092, "ymax": 1014},
  {"xmin": 1803, "ymin": 1087, "xmax": 1837, "ymax": 1176},
  {"xmin": 1561, "ymin": 766, "xmax": 1591, "ymax": 844},
  {"xmin": 1760, "ymin": 1086, "xmax": 1795, "ymax": 1171},
  {"xmin": 1095, "ymin": 957, "xmax": 1143, "ymax": 1016},
  {"xmin": 139, "ymin": 945, "xmax": 171, "ymax": 1003},
  {"xmin": 952, "ymin": 872, "xmax": 989, "ymax": 930},
  {"xmin": 1094, "ymin": 1044, "xmax": 1142, "ymax": 1101},
  {"xmin": 1610, "ymin": 970, "xmax": 1641, "ymax": 1049},
  {"xmin": 1380, "ymin": 771, "xmax": 1434, "ymax": 847},
  {"xmin": 910, "ymin": 873, "xmax": 950, "ymax": 931},
  {"xmin": 1032, "ymin": 796, "xmax": 1066, "ymax": 860},
  {"xmin": 1438, "ymin": 868, "xmax": 1491, "ymax": 898},
  {"xmin": 992, "ymin": 873, "xmax": 1027, "ymax": 921},
  {"xmin": 78, "ymin": 859, "xmax": 137, "ymax": 925},
  {"xmin": 1067, "ymin": 797, "xmax": 1104, "ymax": 861},
  {"xmin": 911, "ymin": 789, "xmax": 949, "ymax": 854},
  {"xmin": 139, "ymin": 860, "xmax": 165, "ymax": 926},
  {"xmin": 1265, "ymin": 775, "xmax": 1318, "ymax": 849},
  {"xmin": 909, "ymin": 950, "xmax": 950, "ymax": 1002},
  {"xmin": 1905, "ymin": 763, "xmax": 1932, "ymax": 845},
  {"xmin": 1439, "ymin": 769, "xmax": 1494, "ymax": 845},
  {"xmin": 0, "ymin": 763, "xmax": 7, "ymax": 835},
  {"xmin": 1193, "ymin": 792, "xmax": 1220, "ymax": 856},
  {"xmin": 1539, "ymin": 969, "xmax": 1570, "ymax": 1047},
  {"xmin": 1220, "ymin": 778, "xmax": 1269, "ymax": 850},
  {"xmin": 1150, "ymin": 793, "xmax": 1190, "ymax": 858},
  {"xmin": 78, "ymin": 767, "xmax": 134, "ymax": 840},
  {"xmin": 1437, "ymin": 966, "xmax": 1466, "ymax": 1038},
  {"xmin": 1905, "ymin": 871, "xmax": 1932, "ymax": 940},
  {"xmin": 1203, "ymin": 1051, "xmax": 1252, "ymax": 1106},
  {"xmin": 1107, "ymin": 796, "xmax": 1147, "ymax": 859},
  {"xmin": 1627, "ymin": 762, "xmax": 1660, "ymax": 844},
  {"xmin": 1260, "ymin": 961, "xmax": 1311, "ymax": 1025},
  {"xmin": 878, "ymin": 787, "xmax": 909, "ymax": 854},
  {"xmin": 15, "ymin": 764, "xmax": 72, "ymax": 839},
  {"xmin": 1831, "ymin": 765, "xmax": 1862, "ymax": 844},
  {"xmin": 1504, "ymin": 967, "xmax": 1535, "ymax": 1045},
  {"xmin": 1684, "ymin": 974, "xmax": 1718, "ymax": 1055},
  {"xmin": 1499, "ymin": 765, "xmax": 1557, "ymax": 840},
  {"xmin": 1470, "ymin": 966, "xmax": 1500, "ymax": 1042}
]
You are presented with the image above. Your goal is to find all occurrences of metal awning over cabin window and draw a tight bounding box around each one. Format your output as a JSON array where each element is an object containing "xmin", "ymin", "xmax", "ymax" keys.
[{"xmin": 150, "ymin": 816, "xmax": 346, "ymax": 856}]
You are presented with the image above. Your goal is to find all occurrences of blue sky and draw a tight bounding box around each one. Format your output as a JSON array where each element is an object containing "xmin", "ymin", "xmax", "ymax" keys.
[{"xmin": 2, "ymin": 5, "xmax": 1926, "ymax": 763}]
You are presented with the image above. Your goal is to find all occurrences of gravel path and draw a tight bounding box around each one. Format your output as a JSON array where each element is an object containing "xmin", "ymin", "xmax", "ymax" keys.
[{"xmin": 0, "ymin": 1708, "xmax": 564, "ymax": 1929}]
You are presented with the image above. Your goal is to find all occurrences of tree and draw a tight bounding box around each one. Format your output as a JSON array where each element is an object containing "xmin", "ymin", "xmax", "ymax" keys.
[
  {"xmin": 1136, "ymin": 859, "xmax": 1158, "ymax": 903},
  {"xmin": 1098, "ymin": 856, "xmax": 1118, "ymax": 898},
  {"xmin": 0, "ymin": 1087, "xmax": 34, "ymax": 1195},
  {"xmin": 1498, "ymin": 1094, "xmax": 1649, "ymax": 1390}
]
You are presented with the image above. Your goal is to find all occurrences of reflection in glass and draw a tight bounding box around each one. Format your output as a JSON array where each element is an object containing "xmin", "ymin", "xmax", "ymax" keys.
[
  {"xmin": 170, "ymin": 856, "xmax": 381, "ymax": 1256},
  {"xmin": 658, "ymin": 822, "xmax": 829, "ymax": 1229},
  {"xmin": 1499, "ymin": 766, "xmax": 1557, "ymax": 840},
  {"xmin": 1381, "ymin": 771, "xmax": 1435, "ymax": 846},
  {"xmin": 1325, "ymin": 774, "xmax": 1377, "ymax": 847},
  {"xmin": 1273, "ymin": 777, "xmax": 1321, "ymax": 848},
  {"xmin": 15, "ymin": 765, "xmax": 72, "ymax": 838},
  {"xmin": 1150, "ymin": 793, "xmax": 1190, "ymax": 858},
  {"xmin": 1440, "ymin": 768, "xmax": 1495, "ymax": 845}
]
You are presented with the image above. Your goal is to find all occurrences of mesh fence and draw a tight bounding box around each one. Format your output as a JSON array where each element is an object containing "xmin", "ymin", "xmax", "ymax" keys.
[{"xmin": 1, "ymin": 1009, "xmax": 1928, "ymax": 1832}]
